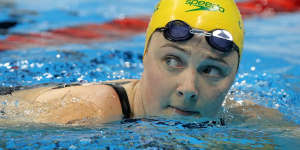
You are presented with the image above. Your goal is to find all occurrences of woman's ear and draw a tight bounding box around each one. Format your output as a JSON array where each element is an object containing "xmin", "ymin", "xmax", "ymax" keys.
[
  {"xmin": 142, "ymin": 44, "xmax": 152, "ymax": 65},
  {"xmin": 142, "ymin": 52, "xmax": 149, "ymax": 65}
]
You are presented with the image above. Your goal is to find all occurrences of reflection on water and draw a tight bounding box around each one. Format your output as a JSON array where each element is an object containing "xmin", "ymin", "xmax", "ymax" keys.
[
  {"xmin": 0, "ymin": 117, "xmax": 299, "ymax": 149},
  {"xmin": 0, "ymin": 48, "xmax": 299, "ymax": 149},
  {"xmin": 0, "ymin": 0, "xmax": 300, "ymax": 149},
  {"xmin": 0, "ymin": 49, "xmax": 144, "ymax": 86}
]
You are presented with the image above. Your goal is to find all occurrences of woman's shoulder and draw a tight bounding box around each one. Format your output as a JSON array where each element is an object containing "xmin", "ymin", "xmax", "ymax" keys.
[
  {"xmin": 100, "ymin": 79, "xmax": 138, "ymax": 86},
  {"xmin": 50, "ymin": 79, "xmax": 139, "ymax": 91},
  {"xmin": 35, "ymin": 79, "xmax": 138, "ymax": 100},
  {"xmin": 34, "ymin": 79, "xmax": 139, "ymax": 105},
  {"xmin": 36, "ymin": 79, "xmax": 139, "ymax": 124},
  {"xmin": 222, "ymin": 99, "xmax": 294, "ymax": 127},
  {"xmin": 1, "ymin": 80, "xmax": 139, "ymax": 125}
]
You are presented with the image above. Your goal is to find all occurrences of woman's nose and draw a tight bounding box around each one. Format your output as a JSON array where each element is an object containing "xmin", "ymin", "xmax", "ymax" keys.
[
  {"xmin": 176, "ymin": 89, "xmax": 198, "ymax": 100},
  {"xmin": 176, "ymin": 70, "xmax": 198, "ymax": 101}
]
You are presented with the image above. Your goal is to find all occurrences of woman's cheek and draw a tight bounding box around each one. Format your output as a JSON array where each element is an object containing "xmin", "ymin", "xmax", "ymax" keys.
[
  {"xmin": 143, "ymin": 63, "xmax": 169, "ymax": 111},
  {"xmin": 197, "ymin": 85, "xmax": 228, "ymax": 117}
]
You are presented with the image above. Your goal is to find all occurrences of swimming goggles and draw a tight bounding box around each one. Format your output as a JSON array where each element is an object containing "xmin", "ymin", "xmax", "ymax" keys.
[{"xmin": 157, "ymin": 20, "xmax": 239, "ymax": 53}]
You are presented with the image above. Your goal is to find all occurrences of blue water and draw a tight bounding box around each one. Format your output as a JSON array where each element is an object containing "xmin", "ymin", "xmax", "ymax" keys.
[{"xmin": 1, "ymin": 0, "xmax": 300, "ymax": 149}]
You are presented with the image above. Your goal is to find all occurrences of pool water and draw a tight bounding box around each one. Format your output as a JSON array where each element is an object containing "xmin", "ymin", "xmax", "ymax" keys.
[{"xmin": 1, "ymin": 0, "xmax": 300, "ymax": 149}]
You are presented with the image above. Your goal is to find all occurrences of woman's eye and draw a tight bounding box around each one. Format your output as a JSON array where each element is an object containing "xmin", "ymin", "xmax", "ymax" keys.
[
  {"xmin": 201, "ymin": 66, "xmax": 223, "ymax": 78},
  {"xmin": 164, "ymin": 56, "xmax": 184, "ymax": 68}
]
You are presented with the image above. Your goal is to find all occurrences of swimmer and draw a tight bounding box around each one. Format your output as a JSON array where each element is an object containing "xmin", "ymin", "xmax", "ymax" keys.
[{"xmin": 0, "ymin": 0, "xmax": 289, "ymax": 126}]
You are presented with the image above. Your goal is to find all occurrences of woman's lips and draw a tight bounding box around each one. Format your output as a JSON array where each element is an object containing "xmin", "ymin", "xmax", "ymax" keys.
[{"xmin": 168, "ymin": 106, "xmax": 200, "ymax": 116}]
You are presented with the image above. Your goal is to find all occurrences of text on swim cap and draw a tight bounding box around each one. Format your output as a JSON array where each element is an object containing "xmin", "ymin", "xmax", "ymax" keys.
[{"xmin": 185, "ymin": 0, "xmax": 225, "ymax": 13}]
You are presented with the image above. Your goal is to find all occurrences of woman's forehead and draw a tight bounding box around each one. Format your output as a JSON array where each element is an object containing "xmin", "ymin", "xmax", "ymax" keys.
[{"xmin": 151, "ymin": 31, "xmax": 216, "ymax": 55}]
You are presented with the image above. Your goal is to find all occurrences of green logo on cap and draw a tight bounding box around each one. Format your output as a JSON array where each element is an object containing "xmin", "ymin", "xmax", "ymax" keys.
[
  {"xmin": 185, "ymin": 0, "xmax": 225, "ymax": 13},
  {"xmin": 154, "ymin": 2, "xmax": 160, "ymax": 12}
]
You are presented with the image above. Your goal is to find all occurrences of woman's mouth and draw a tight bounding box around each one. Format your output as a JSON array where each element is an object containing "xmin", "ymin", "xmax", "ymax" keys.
[{"xmin": 168, "ymin": 105, "xmax": 200, "ymax": 116}]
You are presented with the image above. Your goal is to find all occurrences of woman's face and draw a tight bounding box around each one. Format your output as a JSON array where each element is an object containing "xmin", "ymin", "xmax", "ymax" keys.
[{"xmin": 140, "ymin": 31, "xmax": 239, "ymax": 118}]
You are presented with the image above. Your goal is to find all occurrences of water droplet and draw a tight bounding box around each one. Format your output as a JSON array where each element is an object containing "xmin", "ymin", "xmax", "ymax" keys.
[
  {"xmin": 4, "ymin": 62, "xmax": 10, "ymax": 67},
  {"xmin": 69, "ymin": 145, "xmax": 77, "ymax": 150},
  {"xmin": 30, "ymin": 63, "xmax": 35, "ymax": 68},
  {"xmin": 33, "ymin": 76, "xmax": 43, "ymax": 81},
  {"xmin": 79, "ymin": 138, "xmax": 91, "ymax": 145},
  {"xmin": 77, "ymin": 75, "xmax": 84, "ymax": 81},
  {"xmin": 21, "ymin": 64, "xmax": 28, "ymax": 69},
  {"xmin": 36, "ymin": 63, "xmax": 44, "ymax": 68},
  {"xmin": 241, "ymin": 80, "xmax": 246, "ymax": 85},
  {"xmin": 124, "ymin": 62, "xmax": 130, "ymax": 68},
  {"xmin": 71, "ymin": 97, "xmax": 80, "ymax": 102},
  {"xmin": 15, "ymin": 100, "xmax": 19, "ymax": 107},
  {"xmin": 44, "ymin": 73, "xmax": 53, "ymax": 78},
  {"xmin": 256, "ymin": 59, "xmax": 261, "ymax": 63}
]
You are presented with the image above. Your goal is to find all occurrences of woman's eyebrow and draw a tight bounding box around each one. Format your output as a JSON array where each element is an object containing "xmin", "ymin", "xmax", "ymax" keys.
[
  {"xmin": 161, "ymin": 43, "xmax": 191, "ymax": 56},
  {"xmin": 161, "ymin": 43, "xmax": 230, "ymax": 65},
  {"xmin": 205, "ymin": 56, "xmax": 229, "ymax": 66}
]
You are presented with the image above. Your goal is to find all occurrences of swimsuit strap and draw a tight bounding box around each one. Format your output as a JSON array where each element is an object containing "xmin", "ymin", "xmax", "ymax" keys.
[{"xmin": 105, "ymin": 84, "xmax": 132, "ymax": 119}]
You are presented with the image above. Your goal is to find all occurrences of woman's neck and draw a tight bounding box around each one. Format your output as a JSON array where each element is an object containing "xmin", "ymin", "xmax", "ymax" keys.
[{"xmin": 127, "ymin": 80, "xmax": 146, "ymax": 117}]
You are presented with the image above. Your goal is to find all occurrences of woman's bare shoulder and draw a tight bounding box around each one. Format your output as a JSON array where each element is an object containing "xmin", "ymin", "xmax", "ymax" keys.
[
  {"xmin": 0, "ymin": 81, "xmax": 137, "ymax": 125},
  {"xmin": 223, "ymin": 99, "xmax": 294, "ymax": 127},
  {"xmin": 1, "ymin": 80, "xmax": 138, "ymax": 125},
  {"xmin": 8, "ymin": 79, "xmax": 137, "ymax": 102},
  {"xmin": 33, "ymin": 83, "xmax": 126, "ymax": 124},
  {"xmin": 100, "ymin": 79, "xmax": 138, "ymax": 86}
]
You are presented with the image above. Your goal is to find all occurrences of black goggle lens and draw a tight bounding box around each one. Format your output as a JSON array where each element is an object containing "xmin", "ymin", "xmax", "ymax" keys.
[
  {"xmin": 164, "ymin": 21, "xmax": 193, "ymax": 41},
  {"xmin": 206, "ymin": 36, "xmax": 233, "ymax": 52}
]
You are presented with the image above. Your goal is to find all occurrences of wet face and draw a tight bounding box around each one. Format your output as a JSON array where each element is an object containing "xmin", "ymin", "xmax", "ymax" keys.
[{"xmin": 140, "ymin": 31, "xmax": 239, "ymax": 118}]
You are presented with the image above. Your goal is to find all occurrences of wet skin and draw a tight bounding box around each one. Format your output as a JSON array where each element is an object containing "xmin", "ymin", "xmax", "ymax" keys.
[
  {"xmin": 0, "ymin": 30, "xmax": 239, "ymax": 124},
  {"xmin": 1, "ymin": 31, "xmax": 289, "ymax": 126},
  {"xmin": 138, "ymin": 31, "xmax": 239, "ymax": 118}
]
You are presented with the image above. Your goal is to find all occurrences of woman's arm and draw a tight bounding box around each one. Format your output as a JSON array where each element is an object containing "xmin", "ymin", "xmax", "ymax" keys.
[
  {"xmin": 0, "ymin": 84, "xmax": 124, "ymax": 125},
  {"xmin": 224, "ymin": 99, "xmax": 295, "ymax": 127}
]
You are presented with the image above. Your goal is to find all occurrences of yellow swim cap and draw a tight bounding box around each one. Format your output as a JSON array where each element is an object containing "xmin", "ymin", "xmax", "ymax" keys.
[{"xmin": 144, "ymin": 0, "xmax": 244, "ymax": 57}]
